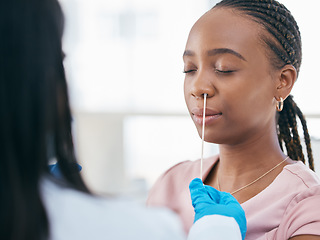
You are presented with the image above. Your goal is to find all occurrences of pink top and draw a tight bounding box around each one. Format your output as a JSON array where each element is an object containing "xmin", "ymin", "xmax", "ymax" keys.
[{"xmin": 147, "ymin": 155, "xmax": 320, "ymax": 240}]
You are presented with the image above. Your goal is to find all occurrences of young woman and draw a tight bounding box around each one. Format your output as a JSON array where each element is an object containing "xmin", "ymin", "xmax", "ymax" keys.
[
  {"xmin": 147, "ymin": 0, "xmax": 320, "ymax": 239},
  {"xmin": 0, "ymin": 0, "xmax": 247, "ymax": 239}
]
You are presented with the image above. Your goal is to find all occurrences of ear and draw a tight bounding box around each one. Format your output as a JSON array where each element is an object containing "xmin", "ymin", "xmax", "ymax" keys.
[{"xmin": 274, "ymin": 65, "xmax": 297, "ymax": 101}]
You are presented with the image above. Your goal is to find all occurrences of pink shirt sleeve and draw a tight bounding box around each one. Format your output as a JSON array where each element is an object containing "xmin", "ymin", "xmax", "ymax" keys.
[{"xmin": 275, "ymin": 185, "xmax": 320, "ymax": 239}]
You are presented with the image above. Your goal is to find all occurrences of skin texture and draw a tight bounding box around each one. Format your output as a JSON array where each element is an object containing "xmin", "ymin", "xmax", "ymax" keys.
[{"xmin": 183, "ymin": 8, "xmax": 319, "ymax": 239}]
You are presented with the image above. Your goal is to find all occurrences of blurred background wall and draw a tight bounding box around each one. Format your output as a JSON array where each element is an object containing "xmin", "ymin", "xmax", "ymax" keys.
[{"xmin": 58, "ymin": 0, "xmax": 320, "ymax": 202}]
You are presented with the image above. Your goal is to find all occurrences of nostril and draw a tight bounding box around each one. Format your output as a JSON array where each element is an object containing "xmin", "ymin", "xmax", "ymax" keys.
[
  {"xmin": 202, "ymin": 93, "xmax": 208, "ymax": 98},
  {"xmin": 192, "ymin": 93, "xmax": 209, "ymax": 99},
  {"xmin": 190, "ymin": 86, "xmax": 214, "ymax": 99}
]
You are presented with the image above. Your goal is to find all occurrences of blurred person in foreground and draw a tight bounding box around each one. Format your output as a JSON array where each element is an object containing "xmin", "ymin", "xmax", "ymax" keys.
[{"xmin": 0, "ymin": 0, "xmax": 246, "ymax": 239}]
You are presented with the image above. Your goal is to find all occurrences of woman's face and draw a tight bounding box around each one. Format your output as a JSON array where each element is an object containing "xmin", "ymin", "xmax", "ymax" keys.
[{"xmin": 183, "ymin": 7, "xmax": 279, "ymax": 145}]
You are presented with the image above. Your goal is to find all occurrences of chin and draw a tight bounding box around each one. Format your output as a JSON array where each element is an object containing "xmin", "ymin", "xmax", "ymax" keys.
[{"xmin": 198, "ymin": 130, "xmax": 229, "ymax": 145}]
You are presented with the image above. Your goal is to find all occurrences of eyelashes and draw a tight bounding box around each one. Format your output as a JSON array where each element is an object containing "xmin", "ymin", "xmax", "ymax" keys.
[
  {"xmin": 183, "ymin": 69, "xmax": 196, "ymax": 74},
  {"xmin": 214, "ymin": 69, "xmax": 235, "ymax": 74},
  {"xmin": 183, "ymin": 68, "xmax": 235, "ymax": 74}
]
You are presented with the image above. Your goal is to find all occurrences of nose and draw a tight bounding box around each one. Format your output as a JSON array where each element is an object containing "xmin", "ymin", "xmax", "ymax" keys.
[{"xmin": 189, "ymin": 69, "xmax": 215, "ymax": 99}]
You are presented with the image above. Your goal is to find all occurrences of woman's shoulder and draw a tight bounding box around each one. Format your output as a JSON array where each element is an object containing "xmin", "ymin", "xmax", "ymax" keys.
[
  {"xmin": 256, "ymin": 161, "xmax": 320, "ymax": 207},
  {"xmin": 151, "ymin": 155, "xmax": 219, "ymax": 185},
  {"xmin": 284, "ymin": 161, "xmax": 320, "ymax": 189},
  {"xmin": 241, "ymin": 160, "xmax": 320, "ymax": 215},
  {"xmin": 146, "ymin": 155, "xmax": 219, "ymax": 206},
  {"xmin": 277, "ymin": 182, "xmax": 320, "ymax": 238},
  {"xmin": 158, "ymin": 159, "xmax": 198, "ymax": 180},
  {"xmin": 283, "ymin": 161, "xmax": 320, "ymax": 208},
  {"xmin": 269, "ymin": 161, "xmax": 320, "ymax": 238},
  {"xmin": 241, "ymin": 161, "xmax": 320, "ymax": 239},
  {"xmin": 146, "ymin": 160, "xmax": 197, "ymax": 206}
]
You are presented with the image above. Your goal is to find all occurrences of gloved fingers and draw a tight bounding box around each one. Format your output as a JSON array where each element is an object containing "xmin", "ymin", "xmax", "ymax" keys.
[
  {"xmin": 189, "ymin": 178, "xmax": 209, "ymax": 206},
  {"xmin": 190, "ymin": 178, "xmax": 223, "ymax": 208},
  {"xmin": 189, "ymin": 178, "xmax": 207, "ymax": 198},
  {"xmin": 190, "ymin": 178, "xmax": 225, "ymax": 203},
  {"xmin": 220, "ymin": 191, "xmax": 241, "ymax": 206},
  {"xmin": 190, "ymin": 178, "xmax": 240, "ymax": 207},
  {"xmin": 204, "ymin": 185, "xmax": 221, "ymax": 202},
  {"xmin": 203, "ymin": 184, "xmax": 241, "ymax": 206},
  {"xmin": 189, "ymin": 178, "xmax": 204, "ymax": 190}
]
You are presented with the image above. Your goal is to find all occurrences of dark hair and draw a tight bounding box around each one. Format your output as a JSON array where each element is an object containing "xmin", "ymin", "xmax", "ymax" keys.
[
  {"xmin": 0, "ymin": 0, "xmax": 89, "ymax": 239},
  {"xmin": 213, "ymin": 0, "xmax": 314, "ymax": 170}
]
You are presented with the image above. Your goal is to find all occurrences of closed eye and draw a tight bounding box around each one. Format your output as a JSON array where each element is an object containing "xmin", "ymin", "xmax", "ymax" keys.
[
  {"xmin": 215, "ymin": 69, "xmax": 235, "ymax": 74},
  {"xmin": 183, "ymin": 69, "xmax": 197, "ymax": 74}
]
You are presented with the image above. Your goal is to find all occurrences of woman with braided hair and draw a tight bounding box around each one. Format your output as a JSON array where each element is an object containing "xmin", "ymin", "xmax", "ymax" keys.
[{"xmin": 147, "ymin": 0, "xmax": 320, "ymax": 239}]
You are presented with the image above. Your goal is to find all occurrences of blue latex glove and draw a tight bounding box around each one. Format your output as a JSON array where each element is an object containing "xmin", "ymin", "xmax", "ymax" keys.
[
  {"xmin": 49, "ymin": 163, "xmax": 82, "ymax": 178},
  {"xmin": 189, "ymin": 178, "xmax": 247, "ymax": 240}
]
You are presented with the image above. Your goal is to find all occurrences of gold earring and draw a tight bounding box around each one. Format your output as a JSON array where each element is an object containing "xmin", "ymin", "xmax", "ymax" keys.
[{"xmin": 276, "ymin": 97, "xmax": 284, "ymax": 112}]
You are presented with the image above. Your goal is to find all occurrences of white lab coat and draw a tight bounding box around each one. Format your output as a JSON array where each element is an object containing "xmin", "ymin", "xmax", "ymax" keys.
[
  {"xmin": 41, "ymin": 178, "xmax": 241, "ymax": 240},
  {"xmin": 188, "ymin": 215, "xmax": 242, "ymax": 240}
]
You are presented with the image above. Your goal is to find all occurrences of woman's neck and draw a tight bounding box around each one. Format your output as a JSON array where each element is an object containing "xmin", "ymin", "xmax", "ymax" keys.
[
  {"xmin": 218, "ymin": 126, "xmax": 287, "ymax": 176},
  {"xmin": 205, "ymin": 130, "xmax": 290, "ymax": 203}
]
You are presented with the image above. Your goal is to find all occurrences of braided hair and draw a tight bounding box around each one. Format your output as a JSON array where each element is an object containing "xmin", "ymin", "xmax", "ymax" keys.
[{"xmin": 213, "ymin": 0, "xmax": 314, "ymax": 170}]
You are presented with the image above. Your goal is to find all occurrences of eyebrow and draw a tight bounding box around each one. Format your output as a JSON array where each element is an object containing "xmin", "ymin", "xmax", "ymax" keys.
[{"xmin": 183, "ymin": 48, "xmax": 246, "ymax": 61}]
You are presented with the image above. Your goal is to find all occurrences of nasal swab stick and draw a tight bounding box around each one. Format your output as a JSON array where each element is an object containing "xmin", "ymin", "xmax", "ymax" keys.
[{"xmin": 200, "ymin": 93, "xmax": 207, "ymax": 179}]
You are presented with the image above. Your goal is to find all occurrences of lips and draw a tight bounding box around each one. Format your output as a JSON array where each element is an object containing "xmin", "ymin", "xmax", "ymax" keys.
[{"xmin": 191, "ymin": 108, "xmax": 222, "ymax": 125}]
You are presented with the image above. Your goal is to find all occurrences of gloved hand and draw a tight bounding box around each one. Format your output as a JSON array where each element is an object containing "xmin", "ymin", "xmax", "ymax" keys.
[
  {"xmin": 189, "ymin": 178, "xmax": 247, "ymax": 240},
  {"xmin": 49, "ymin": 163, "xmax": 82, "ymax": 178}
]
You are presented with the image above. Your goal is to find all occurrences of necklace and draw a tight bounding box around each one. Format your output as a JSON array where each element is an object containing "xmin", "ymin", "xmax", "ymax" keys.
[{"xmin": 217, "ymin": 156, "xmax": 289, "ymax": 195}]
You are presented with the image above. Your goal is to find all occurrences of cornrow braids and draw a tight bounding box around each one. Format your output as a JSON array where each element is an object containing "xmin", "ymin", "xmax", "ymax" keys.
[
  {"xmin": 215, "ymin": 0, "xmax": 301, "ymax": 72},
  {"xmin": 214, "ymin": 0, "xmax": 314, "ymax": 170}
]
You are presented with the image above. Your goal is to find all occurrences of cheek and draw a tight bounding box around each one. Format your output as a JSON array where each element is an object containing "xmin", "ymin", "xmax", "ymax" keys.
[{"xmin": 221, "ymin": 77, "xmax": 275, "ymax": 124}]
